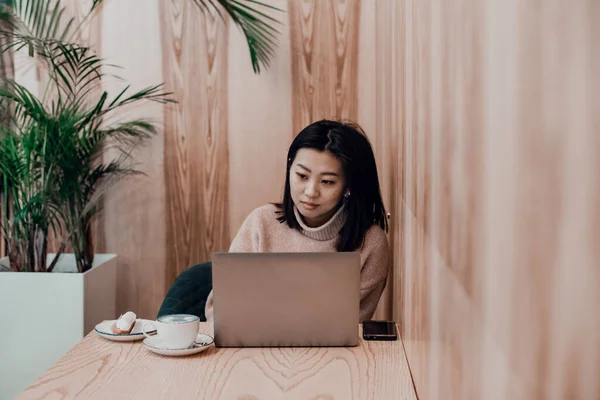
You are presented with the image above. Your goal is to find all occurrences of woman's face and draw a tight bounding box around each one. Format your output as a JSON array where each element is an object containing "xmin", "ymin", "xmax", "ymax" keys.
[{"xmin": 289, "ymin": 148, "xmax": 346, "ymax": 228}]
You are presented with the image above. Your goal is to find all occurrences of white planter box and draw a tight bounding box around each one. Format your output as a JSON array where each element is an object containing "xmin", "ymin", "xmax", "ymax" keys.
[{"xmin": 0, "ymin": 253, "xmax": 117, "ymax": 400}]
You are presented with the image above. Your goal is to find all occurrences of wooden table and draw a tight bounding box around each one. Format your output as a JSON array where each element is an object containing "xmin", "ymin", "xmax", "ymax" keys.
[{"xmin": 18, "ymin": 323, "xmax": 417, "ymax": 399}]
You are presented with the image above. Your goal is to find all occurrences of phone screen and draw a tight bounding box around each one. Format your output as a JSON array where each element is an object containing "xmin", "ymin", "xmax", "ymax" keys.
[{"xmin": 363, "ymin": 321, "xmax": 397, "ymax": 340}]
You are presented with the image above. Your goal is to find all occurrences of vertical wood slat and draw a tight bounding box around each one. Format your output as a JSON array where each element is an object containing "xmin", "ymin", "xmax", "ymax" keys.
[
  {"xmin": 357, "ymin": 0, "xmax": 402, "ymax": 321},
  {"xmin": 100, "ymin": 0, "xmax": 167, "ymax": 318},
  {"xmin": 227, "ymin": 0, "xmax": 293, "ymax": 236},
  {"xmin": 394, "ymin": 0, "xmax": 600, "ymax": 398},
  {"xmin": 0, "ymin": 30, "xmax": 13, "ymax": 259},
  {"xmin": 75, "ymin": 0, "xmax": 107, "ymax": 255},
  {"xmin": 67, "ymin": 0, "xmax": 107, "ymax": 255},
  {"xmin": 288, "ymin": 0, "xmax": 361, "ymax": 133},
  {"xmin": 160, "ymin": 0, "xmax": 230, "ymax": 289}
]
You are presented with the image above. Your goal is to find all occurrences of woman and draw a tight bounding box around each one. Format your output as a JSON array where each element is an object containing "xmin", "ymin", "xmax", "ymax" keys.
[{"xmin": 205, "ymin": 119, "xmax": 389, "ymax": 322}]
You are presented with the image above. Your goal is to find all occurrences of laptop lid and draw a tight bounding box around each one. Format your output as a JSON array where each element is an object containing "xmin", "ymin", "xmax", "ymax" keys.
[{"xmin": 212, "ymin": 252, "xmax": 360, "ymax": 347}]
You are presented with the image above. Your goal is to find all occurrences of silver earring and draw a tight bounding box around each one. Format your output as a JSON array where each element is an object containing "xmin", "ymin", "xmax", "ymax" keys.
[{"xmin": 344, "ymin": 191, "xmax": 350, "ymax": 198}]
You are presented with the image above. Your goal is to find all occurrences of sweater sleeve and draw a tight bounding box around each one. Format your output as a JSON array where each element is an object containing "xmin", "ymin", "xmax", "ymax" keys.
[
  {"xmin": 228, "ymin": 209, "xmax": 260, "ymax": 252},
  {"xmin": 359, "ymin": 227, "xmax": 390, "ymax": 322},
  {"xmin": 204, "ymin": 208, "xmax": 261, "ymax": 321}
]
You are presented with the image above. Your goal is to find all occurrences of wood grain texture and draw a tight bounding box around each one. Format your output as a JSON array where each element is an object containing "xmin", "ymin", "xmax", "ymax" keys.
[
  {"xmin": 160, "ymin": 0, "xmax": 230, "ymax": 287},
  {"xmin": 65, "ymin": 0, "xmax": 107, "ymax": 255},
  {"xmin": 289, "ymin": 0, "xmax": 361, "ymax": 133},
  {"xmin": 357, "ymin": 0, "xmax": 402, "ymax": 321},
  {"xmin": 227, "ymin": 0, "xmax": 293, "ymax": 237},
  {"xmin": 388, "ymin": 0, "xmax": 600, "ymax": 398},
  {"xmin": 71, "ymin": 0, "xmax": 107, "ymax": 255},
  {"xmin": 0, "ymin": 27, "xmax": 13, "ymax": 258},
  {"xmin": 99, "ymin": 0, "xmax": 167, "ymax": 319},
  {"xmin": 18, "ymin": 323, "xmax": 417, "ymax": 400}
]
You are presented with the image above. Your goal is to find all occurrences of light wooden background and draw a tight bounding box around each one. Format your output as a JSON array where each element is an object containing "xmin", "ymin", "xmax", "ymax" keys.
[
  {"xmin": 386, "ymin": 0, "xmax": 599, "ymax": 398},
  {"xmin": 7, "ymin": 0, "xmax": 598, "ymax": 398}
]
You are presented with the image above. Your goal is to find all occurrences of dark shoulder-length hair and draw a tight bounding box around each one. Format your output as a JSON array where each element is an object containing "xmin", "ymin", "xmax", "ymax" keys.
[{"xmin": 272, "ymin": 119, "xmax": 388, "ymax": 252}]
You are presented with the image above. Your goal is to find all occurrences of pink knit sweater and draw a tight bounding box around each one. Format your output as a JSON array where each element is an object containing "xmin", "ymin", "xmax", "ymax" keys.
[{"xmin": 204, "ymin": 203, "xmax": 389, "ymax": 322}]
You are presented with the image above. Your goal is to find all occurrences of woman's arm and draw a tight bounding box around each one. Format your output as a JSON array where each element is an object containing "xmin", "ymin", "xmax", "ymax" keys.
[{"xmin": 358, "ymin": 227, "xmax": 390, "ymax": 321}]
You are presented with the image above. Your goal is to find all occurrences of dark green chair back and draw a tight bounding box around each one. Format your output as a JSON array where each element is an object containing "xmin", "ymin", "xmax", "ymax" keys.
[{"xmin": 157, "ymin": 261, "xmax": 213, "ymax": 322}]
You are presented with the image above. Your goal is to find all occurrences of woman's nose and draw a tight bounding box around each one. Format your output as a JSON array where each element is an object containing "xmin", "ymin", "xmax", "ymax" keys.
[{"xmin": 304, "ymin": 182, "xmax": 318, "ymax": 198}]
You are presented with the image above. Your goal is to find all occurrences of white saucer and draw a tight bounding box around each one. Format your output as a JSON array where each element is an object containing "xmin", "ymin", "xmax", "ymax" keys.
[
  {"xmin": 94, "ymin": 319, "xmax": 157, "ymax": 342},
  {"xmin": 142, "ymin": 333, "xmax": 214, "ymax": 357}
]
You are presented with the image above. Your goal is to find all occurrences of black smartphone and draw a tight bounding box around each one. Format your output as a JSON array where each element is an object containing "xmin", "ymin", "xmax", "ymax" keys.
[{"xmin": 362, "ymin": 320, "xmax": 398, "ymax": 341}]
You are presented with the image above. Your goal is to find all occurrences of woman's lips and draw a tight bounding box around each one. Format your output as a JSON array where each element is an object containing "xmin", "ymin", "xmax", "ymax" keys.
[{"xmin": 301, "ymin": 202, "xmax": 318, "ymax": 210}]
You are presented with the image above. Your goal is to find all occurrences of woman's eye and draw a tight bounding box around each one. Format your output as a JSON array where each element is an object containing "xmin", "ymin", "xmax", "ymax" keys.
[
  {"xmin": 322, "ymin": 180, "xmax": 335, "ymax": 185},
  {"xmin": 296, "ymin": 173, "xmax": 307, "ymax": 180}
]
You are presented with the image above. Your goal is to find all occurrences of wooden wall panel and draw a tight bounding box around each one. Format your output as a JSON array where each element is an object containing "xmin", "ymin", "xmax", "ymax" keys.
[
  {"xmin": 70, "ymin": 0, "xmax": 106, "ymax": 255},
  {"xmin": 357, "ymin": 0, "xmax": 402, "ymax": 321},
  {"xmin": 100, "ymin": 0, "xmax": 167, "ymax": 319},
  {"xmin": 0, "ymin": 3, "xmax": 14, "ymax": 259},
  {"xmin": 227, "ymin": 0, "xmax": 293, "ymax": 236},
  {"xmin": 160, "ymin": 1, "xmax": 230, "ymax": 285},
  {"xmin": 389, "ymin": 0, "xmax": 600, "ymax": 398},
  {"xmin": 288, "ymin": 0, "xmax": 361, "ymax": 132}
]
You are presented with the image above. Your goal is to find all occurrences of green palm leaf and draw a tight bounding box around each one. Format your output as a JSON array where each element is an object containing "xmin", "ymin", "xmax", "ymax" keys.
[
  {"xmin": 0, "ymin": 79, "xmax": 49, "ymax": 123},
  {"xmin": 192, "ymin": 0, "xmax": 283, "ymax": 73},
  {"xmin": 0, "ymin": 0, "xmax": 77, "ymax": 58}
]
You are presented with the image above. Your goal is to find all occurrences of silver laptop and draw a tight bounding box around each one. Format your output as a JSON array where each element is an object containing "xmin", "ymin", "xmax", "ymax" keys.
[{"xmin": 211, "ymin": 252, "xmax": 360, "ymax": 347}]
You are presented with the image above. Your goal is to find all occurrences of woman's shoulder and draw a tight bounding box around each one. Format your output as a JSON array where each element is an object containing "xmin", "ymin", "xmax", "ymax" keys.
[
  {"xmin": 244, "ymin": 203, "xmax": 284, "ymax": 224},
  {"xmin": 362, "ymin": 223, "xmax": 389, "ymax": 250}
]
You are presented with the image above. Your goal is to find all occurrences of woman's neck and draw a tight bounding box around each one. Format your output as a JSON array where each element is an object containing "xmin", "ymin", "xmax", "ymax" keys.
[{"xmin": 293, "ymin": 204, "xmax": 347, "ymax": 241}]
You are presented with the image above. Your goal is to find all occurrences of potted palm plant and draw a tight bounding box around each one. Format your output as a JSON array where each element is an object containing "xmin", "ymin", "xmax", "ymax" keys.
[
  {"xmin": 0, "ymin": 0, "xmax": 281, "ymax": 398},
  {"xmin": 0, "ymin": 2, "xmax": 173, "ymax": 398}
]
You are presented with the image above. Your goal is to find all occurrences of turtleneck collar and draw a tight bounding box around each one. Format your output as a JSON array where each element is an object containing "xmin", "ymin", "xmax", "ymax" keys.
[{"xmin": 293, "ymin": 203, "xmax": 347, "ymax": 241}]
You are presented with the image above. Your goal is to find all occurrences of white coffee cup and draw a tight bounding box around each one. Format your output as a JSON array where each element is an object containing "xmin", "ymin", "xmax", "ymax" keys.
[{"xmin": 143, "ymin": 314, "xmax": 199, "ymax": 349}]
